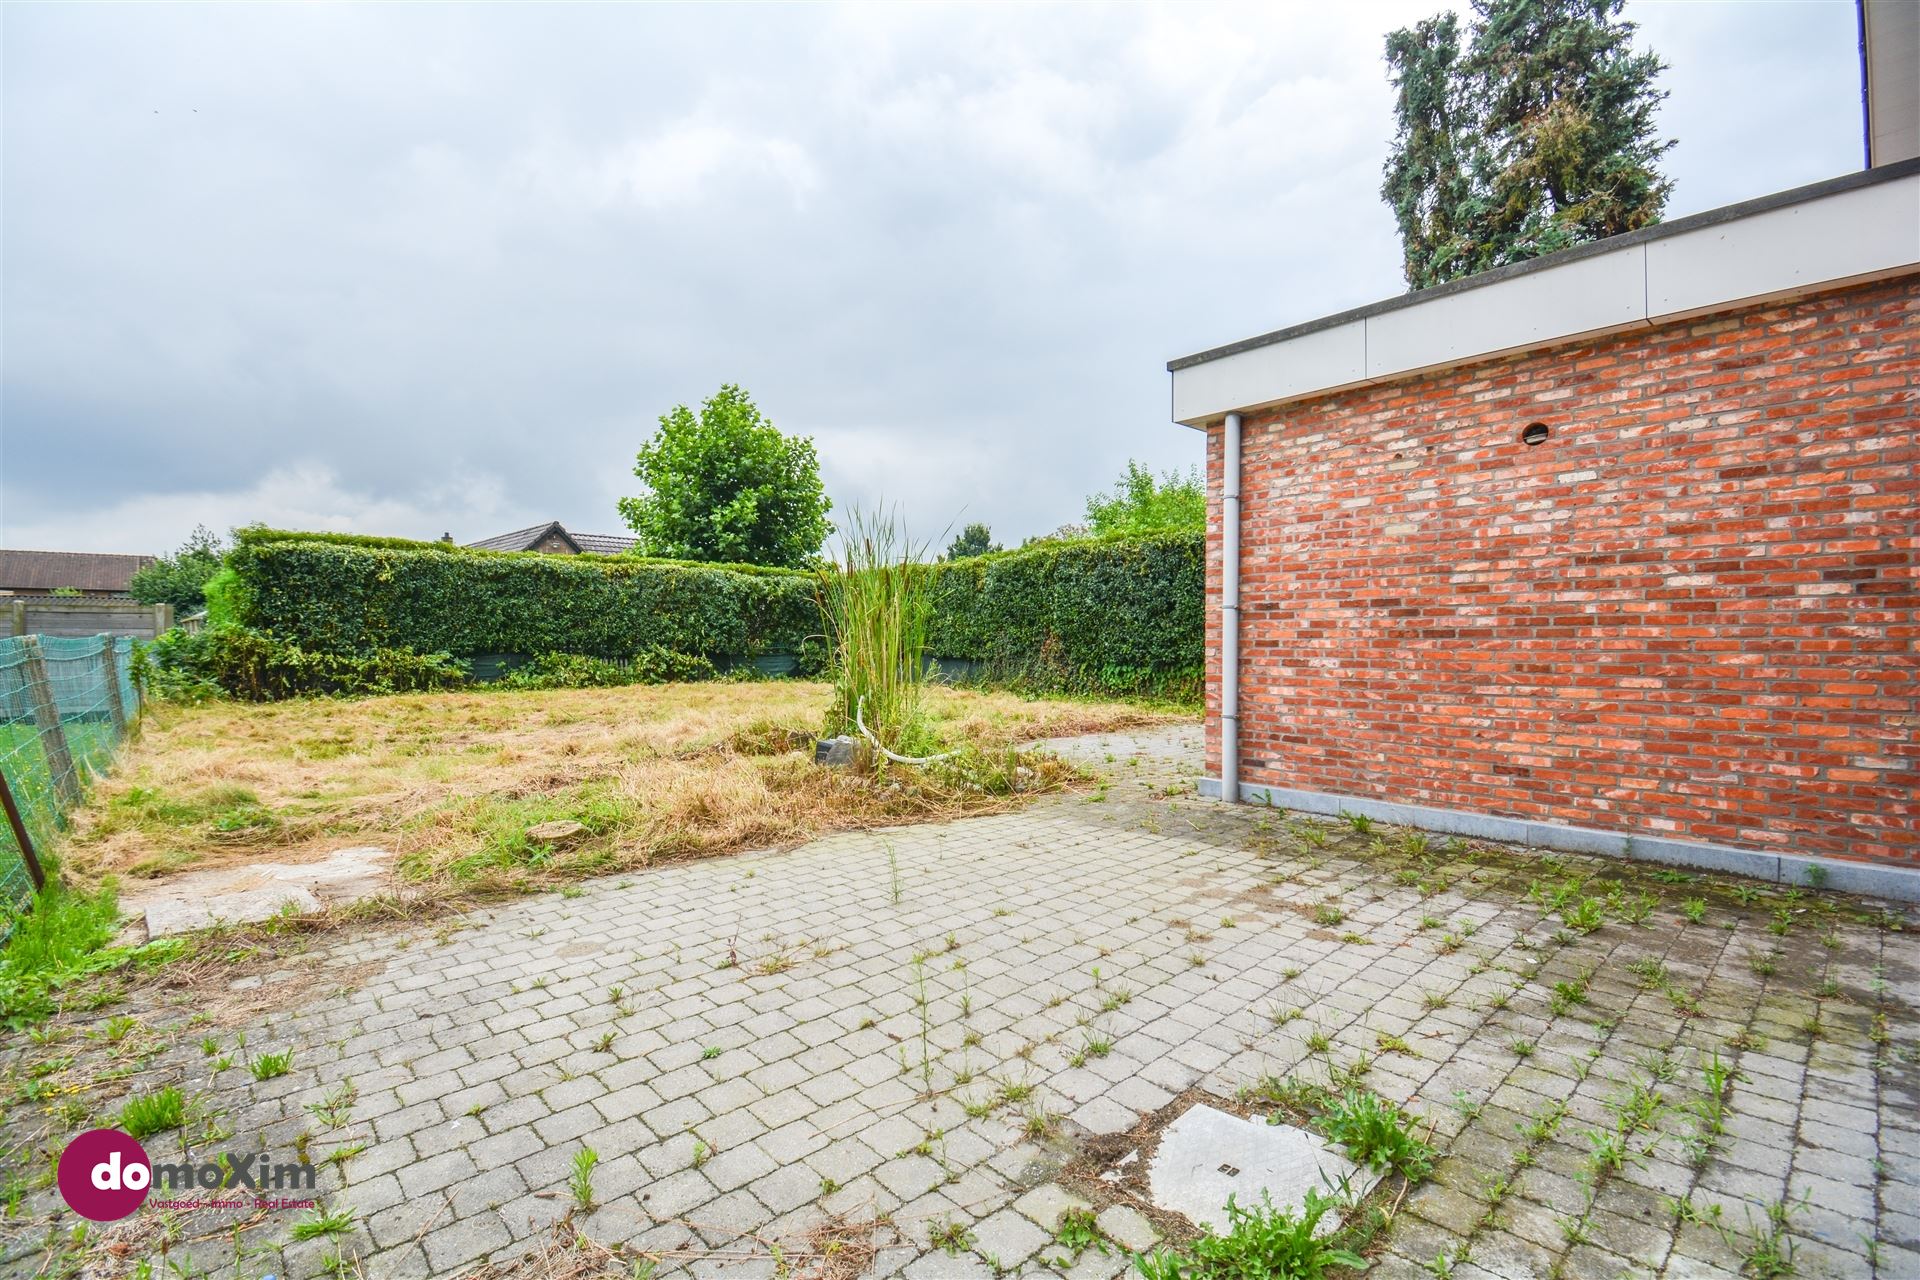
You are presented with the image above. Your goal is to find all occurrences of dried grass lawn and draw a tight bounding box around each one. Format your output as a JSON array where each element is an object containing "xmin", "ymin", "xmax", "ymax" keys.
[{"xmin": 65, "ymin": 681, "xmax": 1176, "ymax": 894}]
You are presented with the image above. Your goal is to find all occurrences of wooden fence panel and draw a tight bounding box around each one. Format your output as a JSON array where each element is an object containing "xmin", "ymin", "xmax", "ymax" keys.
[{"xmin": 0, "ymin": 599, "xmax": 172, "ymax": 640}]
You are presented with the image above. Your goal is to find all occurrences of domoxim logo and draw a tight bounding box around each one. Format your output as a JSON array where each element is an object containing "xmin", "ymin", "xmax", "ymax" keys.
[
  {"xmin": 56, "ymin": 1129, "xmax": 318, "ymax": 1221},
  {"xmin": 57, "ymin": 1129, "xmax": 152, "ymax": 1222}
]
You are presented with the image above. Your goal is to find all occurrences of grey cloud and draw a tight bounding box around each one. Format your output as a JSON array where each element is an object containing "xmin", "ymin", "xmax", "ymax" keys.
[{"xmin": 1, "ymin": 2, "xmax": 1863, "ymax": 553}]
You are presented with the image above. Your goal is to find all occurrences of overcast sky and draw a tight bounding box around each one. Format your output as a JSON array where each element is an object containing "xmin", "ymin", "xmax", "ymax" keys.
[{"xmin": 0, "ymin": 1, "xmax": 1866, "ymax": 556}]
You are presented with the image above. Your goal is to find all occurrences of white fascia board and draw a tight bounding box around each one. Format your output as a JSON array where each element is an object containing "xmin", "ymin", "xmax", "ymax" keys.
[
  {"xmin": 1866, "ymin": 0, "xmax": 1920, "ymax": 165},
  {"xmin": 1170, "ymin": 166, "xmax": 1920, "ymax": 429},
  {"xmin": 1169, "ymin": 319, "xmax": 1365, "ymax": 426},
  {"xmin": 1647, "ymin": 175, "xmax": 1920, "ymax": 316},
  {"xmin": 1363, "ymin": 246, "xmax": 1647, "ymax": 385}
]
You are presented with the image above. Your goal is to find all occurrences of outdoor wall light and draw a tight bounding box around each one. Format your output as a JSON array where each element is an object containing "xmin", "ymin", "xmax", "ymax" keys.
[{"xmin": 1520, "ymin": 422, "xmax": 1550, "ymax": 446}]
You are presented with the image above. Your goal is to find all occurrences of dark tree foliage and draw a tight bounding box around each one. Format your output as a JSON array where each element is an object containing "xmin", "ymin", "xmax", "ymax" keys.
[
  {"xmin": 1381, "ymin": 14, "xmax": 1486, "ymax": 290},
  {"xmin": 944, "ymin": 522, "xmax": 1000, "ymax": 560},
  {"xmin": 1383, "ymin": 0, "xmax": 1673, "ymax": 289},
  {"xmin": 128, "ymin": 525, "xmax": 226, "ymax": 613},
  {"xmin": 617, "ymin": 384, "xmax": 832, "ymax": 569}
]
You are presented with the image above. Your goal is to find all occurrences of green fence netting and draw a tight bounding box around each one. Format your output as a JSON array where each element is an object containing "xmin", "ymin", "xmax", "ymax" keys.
[{"xmin": 0, "ymin": 634, "xmax": 141, "ymax": 931}]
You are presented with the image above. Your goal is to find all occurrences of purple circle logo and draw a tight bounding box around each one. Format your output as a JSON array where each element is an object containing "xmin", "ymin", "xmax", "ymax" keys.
[{"xmin": 57, "ymin": 1129, "xmax": 152, "ymax": 1221}]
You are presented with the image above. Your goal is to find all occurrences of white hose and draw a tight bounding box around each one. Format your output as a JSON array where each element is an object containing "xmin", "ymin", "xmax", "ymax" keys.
[{"xmin": 855, "ymin": 696, "xmax": 959, "ymax": 765}]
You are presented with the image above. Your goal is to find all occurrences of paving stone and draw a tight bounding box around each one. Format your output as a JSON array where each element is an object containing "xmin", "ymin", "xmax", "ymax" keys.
[
  {"xmin": 396, "ymin": 1147, "xmax": 477, "ymax": 1198},
  {"xmin": 639, "ymin": 1167, "xmax": 719, "ymax": 1219},
  {"xmin": 700, "ymin": 1142, "xmax": 779, "ymax": 1193},
  {"xmin": 872, "ymin": 1154, "xmax": 946, "ymax": 1201},
  {"xmin": 422, "ymin": 1212, "xmax": 512, "ymax": 1273},
  {"xmin": 1012, "ymin": 1182, "xmax": 1091, "ymax": 1232},
  {"xmin": 889, "ymin": 1239, "xmax": 983, "ymax": 1280},
  {"xmin": 749, "ymin": 1161, "xmax": 823, "ymax": 1216},
  {"xmin": 692, "ymin": 1188, "xmax": 774, "ymax": 1245},
  {"xmin": 1094, "ymin": 1204, "xmax": 1159, "ymax": 1252},
  {"xmin": 1070, "ymin": 1095, "xmax": 1138, "ymax": 1136},
  {"xmin": 967, "ymin": 1212, "xmax": 1059, "ymax": 1274}
]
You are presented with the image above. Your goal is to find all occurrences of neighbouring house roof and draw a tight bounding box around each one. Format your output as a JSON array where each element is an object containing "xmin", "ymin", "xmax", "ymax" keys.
[
  {"xmin": 1167, "ymin": 158, "xmax": 1920, "ymax": 427},
  {"xmin": 468, "ymin": 521, "xmax": 580, "ymax": 553},
  {"xmin": 0, "ymin": 549, "xmax": 156, "ymax": 594},
  {"xmin": 465, "ymin": 522, "xmax": 638, "ymax": 555},
  {"xmin": 570, "ymin": 531, "xmax": 641, "ymax": 555}
]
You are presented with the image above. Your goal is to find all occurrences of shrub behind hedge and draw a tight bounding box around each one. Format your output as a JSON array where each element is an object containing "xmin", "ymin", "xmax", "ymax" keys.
[
  {"xmin": 926, "ymin": 531, "xmax": 1202, "ymax": 699},
  {"xmin": 495, "ymin": 648, "xmax": 719, "ymax": 691},
  {"xmin": 157, "ymin": 626, "xmax": 468, "ymax": 701}
]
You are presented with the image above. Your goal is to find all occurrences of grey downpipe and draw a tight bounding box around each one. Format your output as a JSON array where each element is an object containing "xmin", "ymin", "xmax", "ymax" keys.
[{"xmin": 1221, "ymin": 412, "xmax": 1241, "ymax": 803}]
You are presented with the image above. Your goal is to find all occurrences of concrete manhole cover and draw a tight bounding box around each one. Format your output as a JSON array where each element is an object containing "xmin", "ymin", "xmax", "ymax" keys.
[{"xmin": 1146, "ymin": 1104, "xmax": 1379, "ymax": 1233}]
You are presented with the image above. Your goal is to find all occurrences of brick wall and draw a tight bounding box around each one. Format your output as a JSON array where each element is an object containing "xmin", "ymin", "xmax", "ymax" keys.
[{"xmin": 1205, "ymin": 275, "xmax": 1918, "ymax": 866}]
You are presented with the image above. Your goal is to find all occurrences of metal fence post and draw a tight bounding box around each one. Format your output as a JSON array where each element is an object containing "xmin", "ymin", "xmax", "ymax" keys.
[
  {"xmin": 99, "ymin": 634, "xmax": 128, "ymax": 737},
  {"xmin": 18, "ymin": 636, "xmax": 81, "ymax": 808}
]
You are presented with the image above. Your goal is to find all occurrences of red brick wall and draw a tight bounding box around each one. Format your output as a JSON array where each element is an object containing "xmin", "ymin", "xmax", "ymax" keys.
[{"xmin": 1205, "ymin": 275, "xmax": 1918, "ymax": 866}]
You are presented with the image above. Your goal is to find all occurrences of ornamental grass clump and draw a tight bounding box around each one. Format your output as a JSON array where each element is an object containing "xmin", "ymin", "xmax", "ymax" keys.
[{"xmin": 819, "ymin": 508, "xmax": 936, "ymax": 759}]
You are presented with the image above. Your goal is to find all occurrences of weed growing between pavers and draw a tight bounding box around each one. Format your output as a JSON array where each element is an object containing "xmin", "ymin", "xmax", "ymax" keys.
[
  {"xmin": 569, "ymin": 1146, "xmax": 599, "ymax": 1210},
  {"xmin": 1316, "ymin": 1090, "xmax": 1436, "ymax": 1180},
  {"xmin": 453, "ymin": 1219, "xmax": 664, "ymax": 1278},
  {"xmin": 1053, "ymin": 1203, "xmax": 1110, "ymax": 1258},
  {"xmin": 247, "ymin": 1048, "xmax": 293, "ymax": 1080},
  {"xmin": 1133, "ymin": 1189, "xmax": 1363, "ymax": 1280},
  {"xmin": 928, "ymin": 1214, "xmax": 976, "ymax": 1255},
  {"xmin": 289, "ymin": 1199, "xmax": 353, "ymax": 1242},
  {"xmin": 118, "ymin": 1085, "xmax": 185, "ymax": 1139}
]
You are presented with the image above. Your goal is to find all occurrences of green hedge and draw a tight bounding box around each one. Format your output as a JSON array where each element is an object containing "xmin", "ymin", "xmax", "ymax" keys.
[
  {"xmin": 222, "ymin": 527, "xmax": 1203, "ymax": 701},
  {"xmin": 227, "ymin": 530, "xmax": 819, "ymax": 661},
  {"xmin": 926, "ymin": 531, "xmax": 1203, "ymax": 699}
]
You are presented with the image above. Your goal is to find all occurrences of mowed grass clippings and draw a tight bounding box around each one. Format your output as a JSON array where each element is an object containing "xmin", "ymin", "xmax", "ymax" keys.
[{"xmin": 65, "ymin": 681, "xmax": 1176, "ymax": 893}]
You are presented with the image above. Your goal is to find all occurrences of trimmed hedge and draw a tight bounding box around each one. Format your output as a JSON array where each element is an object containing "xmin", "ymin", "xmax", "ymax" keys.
[
  {"xmin": 227, "ymin": 529, "xmax": 818, "ymax": 661},
  {"xmin": 926, "ymin": 531, "xmax": 1202, "ymax": 699},
  {"xmin": 222, "ymin": 527, "xmax": 1203, "ymax": 702}
]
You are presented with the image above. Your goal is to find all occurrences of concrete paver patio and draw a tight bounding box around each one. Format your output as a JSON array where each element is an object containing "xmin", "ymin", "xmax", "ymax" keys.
[{"xmin": 10, "ymin": 725, "xmax": 1917, "ymax": 1279}]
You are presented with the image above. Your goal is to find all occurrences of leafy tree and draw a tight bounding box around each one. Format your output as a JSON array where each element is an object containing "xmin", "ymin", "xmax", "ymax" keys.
[
  {"xmin": 617, "ymin": 384, "xmax": 832, "ymax": 569},
  {"xmin": 1383, "ymin": 0, "xmax": 1673, "ymax": 289},
  {"xmin": 944, "ymin": 522, "xmax": 1000, "ymax": 560},
  {"xmin": 1084, "ymin": 462, "xmax": 1206, "ymax": 538},
  {"xmin": 129, "ymin": 525, "xmax": 226, "ymax": 613}
]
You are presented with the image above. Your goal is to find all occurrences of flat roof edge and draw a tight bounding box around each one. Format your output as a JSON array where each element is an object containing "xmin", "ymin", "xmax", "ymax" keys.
[
  {"xmin": 1168, "ymin": 257, "xmax": 1920, "ymax": 428},
  {"xmin": 1168, "ymin": 158, "xmax": 1920, "ymax": 373}
]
